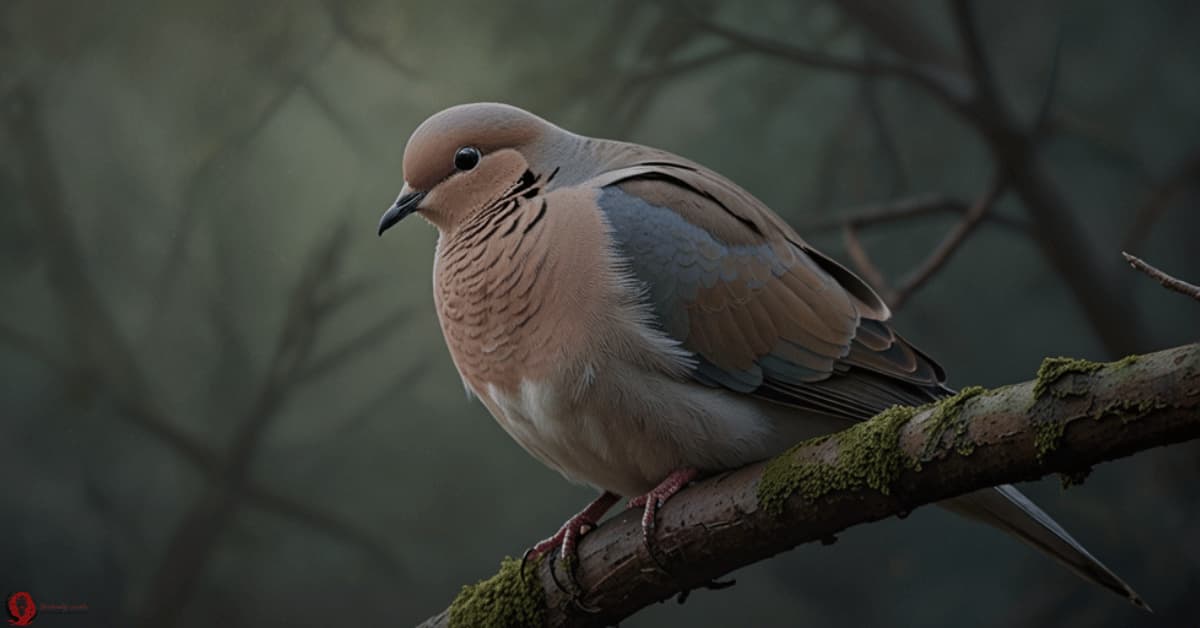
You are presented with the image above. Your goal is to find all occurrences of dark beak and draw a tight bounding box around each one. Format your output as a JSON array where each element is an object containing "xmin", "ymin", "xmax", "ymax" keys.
[{"xmin": 377, "ymin": 190, "xmax": 426, "ymax": 236}]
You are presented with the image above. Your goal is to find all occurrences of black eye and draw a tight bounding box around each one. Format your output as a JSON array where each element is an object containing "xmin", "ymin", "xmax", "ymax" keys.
[{"xmin": 454, "ymin": 146, "xmax": 481, "ymax": 171}]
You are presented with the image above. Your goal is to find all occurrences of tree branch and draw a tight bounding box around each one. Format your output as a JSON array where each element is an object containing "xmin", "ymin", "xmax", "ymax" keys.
[
  {"xmin": 803, "ymin": 194, "xmax": 1028, "ymax": 234},
  {"xmin": 688, "ymin": 16, "xmax": 969, "ymax": 108},
  {"xmin": 1122, "ymin": 148, "xmax": 1200, "ymax": 250},
  {"xmin": 840, "ymin": 223, "xmax": 889, "ymax": 296},
  {"xmin": 1122, "ymin": 252, "xmax": 1200, "ymax": 302},
  {"xmin": 949, "ymin": 0, "xmax": 997, "ymax": 105},
  {"xmin": 823, "ymin": 178, "xmax": 1010, "ymax": 309},
  {"xmin": 858, "ymin": 50, "xmax": 910, "ymax": 196},
  {"xmin": 622, "ymin": 45, "xmax": 745, "ymax": 87},
  {"xmin": 935, "ymin": 2, "xmax": 1149, "ymax": 356},
  {"xmin": 890, "ymin": 174, "xmax": 1006, "ymax": 308},
  {"xmin": 423, "ymin": 343, "xmax": 1200, "ymax": 628},
  {"xmin": 322, "ymin": 0, "xmax": 421, "ymax": 77}
]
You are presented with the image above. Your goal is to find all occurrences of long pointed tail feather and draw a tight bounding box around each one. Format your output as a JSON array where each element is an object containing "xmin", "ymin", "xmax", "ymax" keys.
[{"xmin": 942, "ymin": 484, "xmax": 1150, "ymax": 610}]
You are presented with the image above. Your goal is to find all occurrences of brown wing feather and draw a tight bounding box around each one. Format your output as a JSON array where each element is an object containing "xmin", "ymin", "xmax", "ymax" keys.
[{"xmin": 592, "ymin": 149, "xmax": 948, "ymax": 420}]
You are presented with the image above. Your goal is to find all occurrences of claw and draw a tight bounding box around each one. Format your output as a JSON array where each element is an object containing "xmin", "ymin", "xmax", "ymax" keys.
[
  {"xmin": 522, "ymin": 491, "xmax": 620, "ymax": 601},
  {"xmin": 546, "ymin": 553, "xmax": 570, "ymax": 595},
  {"xmin": 629, "ymin": 468, "xmax": 700, "ymax": 567},
  {"xmin": 519, "ymin": 547, "xmax": 535, "ymax": 578}
]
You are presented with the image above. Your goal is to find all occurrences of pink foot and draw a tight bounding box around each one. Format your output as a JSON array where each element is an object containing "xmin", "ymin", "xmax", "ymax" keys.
[
  {"xmin": 629, "ymin": 468, "xmax": 700, "ymax": 548},
  {"xmin": 526, "ymin": 491, "xmax": 620, "ymax": 563}
]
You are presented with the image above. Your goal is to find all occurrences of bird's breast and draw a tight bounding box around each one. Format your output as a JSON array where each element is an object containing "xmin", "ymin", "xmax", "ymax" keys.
[
  {"xmin": 432, "ymin": 191, "xmax": 614, "ymax": 394},
  {"xmin": 429, "ymin": 187, "xmax": 798, "ymax": 495}
]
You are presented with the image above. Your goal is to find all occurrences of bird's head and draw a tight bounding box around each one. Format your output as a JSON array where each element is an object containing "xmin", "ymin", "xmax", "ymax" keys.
[{"xmin": 378, "ymin": 102, "xmax": 559, "ymax": 235}]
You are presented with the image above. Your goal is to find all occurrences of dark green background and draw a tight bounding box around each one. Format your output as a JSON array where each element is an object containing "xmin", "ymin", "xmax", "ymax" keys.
[{"xmin": 2, "ymin": 1, "xmax": 1197, "ymax": 626}]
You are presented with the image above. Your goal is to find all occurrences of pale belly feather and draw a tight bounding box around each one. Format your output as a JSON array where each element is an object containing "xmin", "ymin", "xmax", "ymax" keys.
[{"xmin": 481, "ymin": 353, "xmax": 845, "ymax": 497}]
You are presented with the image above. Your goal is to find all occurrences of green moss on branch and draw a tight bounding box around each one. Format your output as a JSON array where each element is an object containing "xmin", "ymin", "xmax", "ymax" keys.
[
  {"xmin": 1032, "ymin": 357, "xmax": 1104, "ymax": 400},
  {"xmin": 757, "ymin": 404, "xmax": 919, "ymax": 515},
  {"xmin": 1031, "ymin": 354, "xmax": 1154, "ymax": 460},
  {"xmin": 448, "ymin": 556, "xmax": 545, "ymax": 628},
  {"xmin": 757, "ymin": 350, "xmax": 1168, "ymax": 512},
  {"xmin": 920, "ymin": 386, "xmax": 987, "ymax": 460}
]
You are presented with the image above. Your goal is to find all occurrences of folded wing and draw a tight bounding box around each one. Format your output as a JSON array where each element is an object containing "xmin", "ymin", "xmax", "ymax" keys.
[{"xmin": 593, "ymin": 157, "xmax": 948, "ymax": 422}]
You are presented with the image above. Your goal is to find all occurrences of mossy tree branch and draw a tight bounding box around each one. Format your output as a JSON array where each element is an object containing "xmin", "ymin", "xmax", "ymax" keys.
[{"xmin": 422, "ymin": 343, "xmax": 1200, "ymax": 628}]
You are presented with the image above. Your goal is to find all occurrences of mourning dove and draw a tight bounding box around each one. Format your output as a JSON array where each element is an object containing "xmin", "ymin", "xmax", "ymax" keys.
[{"xmin": 378, "ymin": 103, "xmax": 1146, "ymax": 608}]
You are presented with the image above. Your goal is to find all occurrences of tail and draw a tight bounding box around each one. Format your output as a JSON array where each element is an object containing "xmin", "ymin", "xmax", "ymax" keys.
[{"xmin": 942, "ymin": 484, "xmax": 1150, "ymax": 611}]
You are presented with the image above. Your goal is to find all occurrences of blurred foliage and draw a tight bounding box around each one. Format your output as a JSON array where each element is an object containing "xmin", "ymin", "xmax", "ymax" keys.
[{"xmin": 0, "ymin": 1, "xmax": 1197, "ymax": 626}]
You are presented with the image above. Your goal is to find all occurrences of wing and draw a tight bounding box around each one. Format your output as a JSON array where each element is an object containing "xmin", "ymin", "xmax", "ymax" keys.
[{"xmin": 591, "ymin": 156, "xmax": 948, "ymax": 422}]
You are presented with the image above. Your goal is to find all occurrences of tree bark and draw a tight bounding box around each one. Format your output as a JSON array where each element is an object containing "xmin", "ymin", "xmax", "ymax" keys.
[{"xmin": 421, "ymin": 343, "xmax": 1200, "ymax": 628}]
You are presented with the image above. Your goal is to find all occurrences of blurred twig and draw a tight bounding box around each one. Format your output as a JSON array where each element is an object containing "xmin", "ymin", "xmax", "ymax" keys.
[
  {"xmin": 805, "ymin": 194, "xmax": 1027, "ymax": 234},
  {"xmin": 1031, "ymin": 27, "xmax": 1063, "ymax": 141},
  {"xmin": 687, "ymin": 14, "xmax": 969, "ymax": 108},
  {"xmin": 949, "ymin": 0, "xmax": 997, "ymax": 104},
  {"xmin": 1122, "ymin": 252, "xmax": 1200, "ymax": 302},
  {"xmin": 296, "ymin": 305, "xmax": 411, "ymax": 385},
  {"xmin": 1045, "ymin": 111, "xmax": 1155, "ymax": 184},
  {"xmin": 834, "ymin": 177, "xmax": 1007, "ymax": 308},
  {"xmin": 890, "ymin": 175, "xmax": 1006, "ymax": 308},
  {"xmin": 1123, "ymin": 149, "xmax": 1200, "ymax": 250},
  {"xmin": 301, "ymin": 79, "xmax": 375, "ymax": 156},
  {"xmin": 605, "ymin": 2, "xmax": 722, "ymax": 136},
  {"xmin": 0, "ymin": 322, "xmax": 69, "ymax": 372},
  {"xmin": 811, "ymin": 78, "xmax": 867, "ymax": 209},
  {"xmin": 841, "ymin": 224, "xmax": 887, "ymax": 295},
  {"xmin": 828, "ymin": 0, "xmax": 960, "ymax": 70},
  {"xmin": 292, "ymin": 357, "xmax": 431, "ymax": 477},
  {"xmin": 859, "ymin": 49, "xmax": 909, "ymax": 196},
  {"xmin": 322, "ymin": 0, "xmax": 420, "ymax": 77},
  {"xmin": 623, "ymin": 45, "xmax": 744, "ymax": 87}
]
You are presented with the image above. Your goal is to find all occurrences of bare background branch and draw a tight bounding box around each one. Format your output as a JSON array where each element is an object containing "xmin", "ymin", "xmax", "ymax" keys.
[{"xmin": 1122, "ymin": 253, "xmax": 1200, "ymax": 302}]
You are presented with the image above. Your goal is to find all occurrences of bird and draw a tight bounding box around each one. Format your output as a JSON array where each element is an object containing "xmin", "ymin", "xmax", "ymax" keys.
[{"xmin": 377, "ymin": 102, "xmax": 1146, "ymax": 608}]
